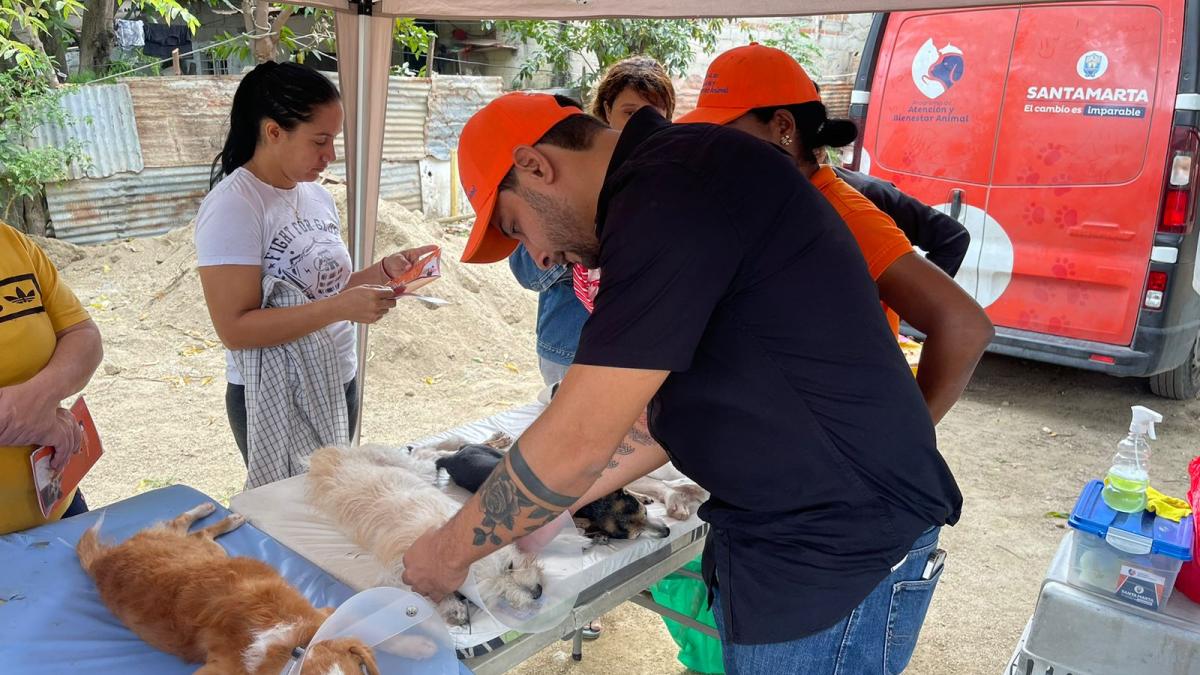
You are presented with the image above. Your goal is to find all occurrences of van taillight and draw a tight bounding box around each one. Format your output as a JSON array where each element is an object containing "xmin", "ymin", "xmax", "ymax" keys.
[
  {"xmin": 1158, "ymin": 127, "xmax": 1199, "ymax": 235},
  {"xmin": 1144, "ymin": 271, "xmax": 1168, "ymax": 310}
]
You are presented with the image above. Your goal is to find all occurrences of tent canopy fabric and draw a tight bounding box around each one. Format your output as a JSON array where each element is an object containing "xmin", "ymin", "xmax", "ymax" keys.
[{"xmin": 315, "ymin": 0, "xmax": 1023, "ymax": 438}]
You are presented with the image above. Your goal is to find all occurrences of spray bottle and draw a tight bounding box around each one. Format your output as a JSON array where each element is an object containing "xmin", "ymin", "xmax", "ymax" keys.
[{"xmin": 1101, "ymin": 405, "xmax": 1163, "ymax": 513}]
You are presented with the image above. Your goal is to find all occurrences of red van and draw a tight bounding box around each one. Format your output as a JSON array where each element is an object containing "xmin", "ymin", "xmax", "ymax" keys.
[{"xmin": 848, "ymin": 0, "xmax": 1200, "ymax": 398}]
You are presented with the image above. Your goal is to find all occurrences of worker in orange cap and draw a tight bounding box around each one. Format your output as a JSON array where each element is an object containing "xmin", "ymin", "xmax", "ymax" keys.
[{"xmin": 402, "ymin": 89, "xmax": 964, "ymax": 674}]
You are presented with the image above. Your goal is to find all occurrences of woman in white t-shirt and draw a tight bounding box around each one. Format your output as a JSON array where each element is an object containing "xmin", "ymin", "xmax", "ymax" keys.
[{"xmin": 195, "ymin": 61, "xmax": 434, "ymax": 466}]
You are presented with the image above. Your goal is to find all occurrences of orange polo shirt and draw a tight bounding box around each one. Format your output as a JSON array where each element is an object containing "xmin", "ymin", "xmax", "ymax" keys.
[{"xmin": 809, "ymin": 166, "xmax": 914, "ymax": 335}]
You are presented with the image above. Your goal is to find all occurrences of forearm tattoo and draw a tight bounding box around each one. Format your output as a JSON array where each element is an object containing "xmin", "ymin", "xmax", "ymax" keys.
[
  {"xmin": 473, "ymin": 441, "xmax": 578, "ymax": 547},
  {"xmin": 628, "ymin": 424, "xmax": 655, "ymax": 446},
  {"xmin": 603, "ymin": 422, "xmax": 656, "ymax": 476}
]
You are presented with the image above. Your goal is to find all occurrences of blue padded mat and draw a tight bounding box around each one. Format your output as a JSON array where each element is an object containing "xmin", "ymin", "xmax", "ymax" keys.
[{"xmin": 0, "ymin": 484, "xmax": 471, "ymax": 674}]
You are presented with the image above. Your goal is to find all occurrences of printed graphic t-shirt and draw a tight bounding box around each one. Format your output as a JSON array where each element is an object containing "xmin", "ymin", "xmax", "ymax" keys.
[
  {"xmin": 194, "ymin": 168, "xmax": 355, "ymax": 385},
  {"xmin": 0, "ymin": 223, "xmax": 91, "ymax": 534}
]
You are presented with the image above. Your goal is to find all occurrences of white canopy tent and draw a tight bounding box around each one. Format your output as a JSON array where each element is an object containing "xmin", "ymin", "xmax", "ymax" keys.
[{"xmin": 305, "ymin": 0, "xmax": 1049, "ymax": 439}]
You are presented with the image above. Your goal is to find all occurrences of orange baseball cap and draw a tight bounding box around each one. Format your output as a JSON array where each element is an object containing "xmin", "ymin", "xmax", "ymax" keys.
[
  {"xmin": 458, "ymin": 92, "xmax": 584, "ymax": 264},
  {"xmin": 675, "ymin": 43, "xmax": 820, "ymax": 126}
]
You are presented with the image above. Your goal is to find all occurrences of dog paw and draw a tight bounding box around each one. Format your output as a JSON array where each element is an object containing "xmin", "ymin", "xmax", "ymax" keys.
[
  {"xmin": 438, "ymin": 595, "xmax": 470, "ymax": 626},
  {"xmin": 225, "ymin": 513, "xmax": 246, "ymax": 529},
  {"xmin": 665, "ymin": 494, "xmax": 691, "ymax": 521},
  {"xmin": 195, "ymin": 502, "xmax": 217, "ymax": 517}
]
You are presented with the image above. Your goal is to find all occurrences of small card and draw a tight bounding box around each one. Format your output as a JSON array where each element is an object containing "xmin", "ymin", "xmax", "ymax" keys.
[
  {"xmin": 388, "ymin": 248, "xmax": 442, "ymax": 297},
  {"xmin": 31, "ymin": 396, "xmax": 103, "ymax": 518}
]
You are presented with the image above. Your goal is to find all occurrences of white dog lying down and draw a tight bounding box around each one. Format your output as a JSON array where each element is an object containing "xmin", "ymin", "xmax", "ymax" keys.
[
  {"xmin": 624, "ymin": 463, "xmax": 710, "ymax": 521},
  {"xmin": 305, "ymin": 444, "xmax": 545, "ymax": 626}
]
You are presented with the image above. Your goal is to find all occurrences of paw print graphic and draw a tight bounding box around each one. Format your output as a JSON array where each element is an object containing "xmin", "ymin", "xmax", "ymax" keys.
[
  {"xmin": 1022, "ymin": 202, "xmax": 1047, "ymax": 226},
  {"xmin": 1016, "ymin": 168, "xmax": 1041, "ymax": 185},
  {"xmin": 1018, "ymin": 309, "xmax": 1041, "ymax": 328},
  {"xmin": 1032, "ymin": 281, "xmax": 1057, "ymax": 303},
  {"xmin": 1037, "ymin": 143, "xmax": 1066, "ymax": 166},
  {"xmin": 1065, "ymin": 283, "xmax": 1091, "ymax": 307},
  {"xmin": 1054, "ymin": 207, "xmax": 1079, "ymax": 229},
  {"xmin": 1052, "ymin": 174, "xmax": 1072, "ymax": 196},
  {"xmin": 1051, "ymin": 257, "xmax": 1077, "ymax": 279},
  {"xmin": 1047, "ymin": 315, "xmax": 1073, "ymax": 332},
  {"xmin": 901, "ymin": 148, "xmax": 918, "ymax": 167}
]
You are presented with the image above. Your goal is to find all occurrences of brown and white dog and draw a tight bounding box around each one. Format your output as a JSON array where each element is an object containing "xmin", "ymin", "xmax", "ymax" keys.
[{"xmin": 76, "ymin": 503, "xmax": 382, "ymax": 675}]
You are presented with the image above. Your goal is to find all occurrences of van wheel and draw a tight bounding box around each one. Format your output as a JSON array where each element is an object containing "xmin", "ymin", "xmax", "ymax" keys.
[{"xmin": 1149, "ymin": 334, "xmax": 1200, "ymax": 400}]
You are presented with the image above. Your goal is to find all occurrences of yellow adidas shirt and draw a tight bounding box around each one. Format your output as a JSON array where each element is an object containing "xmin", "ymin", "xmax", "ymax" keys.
[{"xmin": 0, "ymin": 223, "xmax": 91, "ymax": 534}]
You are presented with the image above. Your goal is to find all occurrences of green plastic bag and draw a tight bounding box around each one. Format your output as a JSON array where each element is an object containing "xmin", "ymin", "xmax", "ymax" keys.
[{"xmin": 648, "ymin": 555, "xmax": 725, "ymax": 673}]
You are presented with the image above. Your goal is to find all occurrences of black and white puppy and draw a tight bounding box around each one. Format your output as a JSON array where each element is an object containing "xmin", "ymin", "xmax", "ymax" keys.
[{"xmin": 434, "ymin": 444, "xmax": 670, "ymax": 542}]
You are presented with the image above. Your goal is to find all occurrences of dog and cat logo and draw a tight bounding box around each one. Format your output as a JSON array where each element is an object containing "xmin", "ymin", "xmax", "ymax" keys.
[
  {"xmin": 0, "ymin": 274, "xmax": 44, "ymax": 324},
  {"xmin": 912, "ymin": 38, "xmax": 965, "ymax": 99}
]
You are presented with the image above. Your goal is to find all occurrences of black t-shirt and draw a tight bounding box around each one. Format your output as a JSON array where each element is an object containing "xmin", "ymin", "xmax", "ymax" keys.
[
  {"xmin": 574, "ymin": 108, "xmax": 962, "ymax": 645},
  {"xmin": 833, "ymin": 166, "xmax": 971, "ymax": 277}
]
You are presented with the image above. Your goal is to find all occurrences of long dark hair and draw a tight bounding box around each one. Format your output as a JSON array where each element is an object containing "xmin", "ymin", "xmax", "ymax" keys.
[
  {"xmin": 749, "ymin": 102, "xmax": 857, "ymax": 165},
  {"xmin": 209, "ymin": 61, "xmax": 340, "ymax": 189}
]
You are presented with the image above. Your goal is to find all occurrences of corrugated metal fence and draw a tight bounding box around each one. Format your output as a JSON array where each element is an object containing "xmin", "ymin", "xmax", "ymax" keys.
[{"xmin": 34, "ymin": 74, "xmax": 502, "ymax": 244}]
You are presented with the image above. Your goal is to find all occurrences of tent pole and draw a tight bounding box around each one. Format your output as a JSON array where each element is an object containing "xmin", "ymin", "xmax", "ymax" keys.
[{"xmin": 350, "ymin": 9, "xmax": 371, "ymax": 446}]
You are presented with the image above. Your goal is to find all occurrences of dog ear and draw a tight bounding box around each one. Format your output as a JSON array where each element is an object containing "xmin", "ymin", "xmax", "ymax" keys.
[{"xmin": 351, "ymin": 644, "xmax": 381, "ymax": 675}]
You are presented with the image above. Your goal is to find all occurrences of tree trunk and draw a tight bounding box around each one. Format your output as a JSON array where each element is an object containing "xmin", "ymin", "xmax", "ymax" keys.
[
  {"xmin": 552, "ymin": 24, "xmax": 570, "ymax": 87},
  {"xmin": 1, "ymin": 189, "xmax": 49, "ymax": 236},
  {"xmin": 47, "ymin": 24, "xmax": 72, "ymax": 80},
  {"xmin": 79, "ymin": 0, "xmax": 116, "ymax": 77},
  {"xmin": 250, "ymin": 1, "xmax": 286, "ymax": 64},
  {"xmin": 21, "ymin": 193, "xmax": 49, "ymax": 237},
  {"xmin": 244, "ymin": 2, "xmax": 295, "ymax": 64}
]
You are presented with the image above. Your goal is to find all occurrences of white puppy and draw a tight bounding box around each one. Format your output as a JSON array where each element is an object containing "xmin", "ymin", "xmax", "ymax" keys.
[
  {"xmin": 305, "ymin": 444, "xmax": 544, "ymax": 626},
  {"xmin": 625, "ymin": 463, "xmax": 710, "ymax": 521}
]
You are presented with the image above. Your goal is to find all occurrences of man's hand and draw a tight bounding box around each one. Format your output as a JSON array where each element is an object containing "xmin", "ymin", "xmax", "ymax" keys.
[
  {"xmin": 403, "ymin": 365, "xmax": 669, "ymax": 589},
  {"xmin": 402, "ymin": 528, "xmax": 470, "ymax": 602}
]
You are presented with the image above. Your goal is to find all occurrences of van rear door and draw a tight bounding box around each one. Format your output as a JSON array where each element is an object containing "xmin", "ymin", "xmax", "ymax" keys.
[
  {"xmin": 985, "ymin": 2, "xmax": 1182, "ymax": 345},
  {"xmin": 861, "ymin": 7, "xmax": 1020, "ymax": 302}
]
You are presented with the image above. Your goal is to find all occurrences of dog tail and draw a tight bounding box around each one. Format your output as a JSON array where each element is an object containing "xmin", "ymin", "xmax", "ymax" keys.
[{"xmin": 75, "ymin": 513, "xmax": 107, "ymax": 573}]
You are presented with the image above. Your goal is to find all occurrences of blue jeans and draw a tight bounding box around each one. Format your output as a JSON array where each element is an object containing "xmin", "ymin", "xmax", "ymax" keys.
[
  {"xmin": 538, "ymin": 357, "xmax": 571, "ymax": 387},
  {"xmin": 61, "ymin": 489, "xmax": 88, "ymax": 518},
  {"xmin": 712, "ymin": 527, "xmax": 943, "ymax": 675}
]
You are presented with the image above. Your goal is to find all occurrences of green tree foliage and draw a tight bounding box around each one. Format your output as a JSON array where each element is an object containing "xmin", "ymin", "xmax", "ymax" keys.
[
  {"xmin": 489, "ymin": 19, "xmax": 728, "ymax": 93},
  {"xmin": 0, "ymin": 55, "xmax": 89, "ymax": 210}
]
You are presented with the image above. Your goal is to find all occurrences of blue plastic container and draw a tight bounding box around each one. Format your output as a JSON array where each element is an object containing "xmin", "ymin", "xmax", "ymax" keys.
[{"xmin": 1066, "ymin": 479, "xmax": 1194, "ymax": 612}]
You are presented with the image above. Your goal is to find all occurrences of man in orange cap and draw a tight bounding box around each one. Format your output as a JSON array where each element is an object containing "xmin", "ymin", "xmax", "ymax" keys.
[{"xmin": 403, "ymin": 91, "xmax": 961, "ymax": 673}]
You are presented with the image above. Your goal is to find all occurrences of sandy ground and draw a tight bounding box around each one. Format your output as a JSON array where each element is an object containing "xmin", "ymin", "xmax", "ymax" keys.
[{"xmin": 39, "ymin": 193, "xmax": 1200, "ymax": 674}]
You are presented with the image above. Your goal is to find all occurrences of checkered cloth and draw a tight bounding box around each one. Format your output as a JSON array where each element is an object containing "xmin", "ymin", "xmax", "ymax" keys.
[{"xmin": 231, "ymin": 276, "xmax": 349, "ymax": 488}]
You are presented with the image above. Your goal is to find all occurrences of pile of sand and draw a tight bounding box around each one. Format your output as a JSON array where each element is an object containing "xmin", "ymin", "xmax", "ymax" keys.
[{"xmin": 40, "ymin": 188, "xmax": 545, "ymax": 507}]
